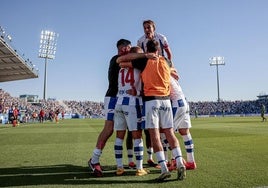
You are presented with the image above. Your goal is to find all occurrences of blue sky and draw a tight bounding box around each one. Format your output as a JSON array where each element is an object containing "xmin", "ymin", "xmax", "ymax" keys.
[{"xmin": 1, "ymin": 0, "xmax": 268, "ymax": 102}]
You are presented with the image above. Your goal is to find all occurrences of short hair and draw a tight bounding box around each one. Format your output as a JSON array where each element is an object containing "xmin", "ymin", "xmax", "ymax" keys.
[
  {"xmin": 129, "ymin": 46, "xmax": 143, "ymax": 53},
  {"xmin": 116, "ymin": 39, "xmax": 131, "ymax": 48},
  {"xmin": 146, "ymin": 40, "xmax": 158, "ymax": 53},
  {"xmin": 143, "ymin": 20, "xmax": 156, "ymax": 30}
]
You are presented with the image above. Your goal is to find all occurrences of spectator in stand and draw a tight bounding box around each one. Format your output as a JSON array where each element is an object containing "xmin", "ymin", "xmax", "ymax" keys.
[
  {"xmin": 55, "ymin": 108, "xmax": 60, "ymax": 123},
  {"xmin": 61, "ymin": 110, "xmax": 65, "ymax": 120},
  {"xmin": 49, "ymin": 110, "xmax": 54, "ymax": 122},
  {"xmin": 0, "ymin": 98, "xmax": 3, "ymax": 114},
  {"xmin": 32, "ymin": 111, "xmax": 38, "ymax": 122},
  {"xmin": 8, "ymin": 105, "xmax": 14, "ymax": 124},
  {"xmin": 12, "ymin": 106, "xmax": 19, "ymax": 127},
  {"xmin": 39, "ymin": 109, "xmax": 45, "ymax": 123}
]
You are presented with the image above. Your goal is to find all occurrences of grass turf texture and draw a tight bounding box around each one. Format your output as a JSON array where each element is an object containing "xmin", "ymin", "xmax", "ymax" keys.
[{"xmin": 0, "ymin": 117, "xmax": 267, "ymax": 188}]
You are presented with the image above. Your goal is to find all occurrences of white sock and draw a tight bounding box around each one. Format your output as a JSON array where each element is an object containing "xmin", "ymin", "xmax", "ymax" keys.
[
  {"xmin": 91, "ymin": 148, "xmax": 102, "ymax": 164},
  {"xmin": 172, "ymin": 147, "xmax": 184, "ymax": 167},
  {"xmin": 155, "ymin": 151, "xmax": 168, "ymax": 173}
]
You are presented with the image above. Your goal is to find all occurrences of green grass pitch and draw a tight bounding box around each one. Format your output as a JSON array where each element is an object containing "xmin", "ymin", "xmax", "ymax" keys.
[{"xmin": 0, "ymin": 117, "xmax": 267, "ymax": 188}]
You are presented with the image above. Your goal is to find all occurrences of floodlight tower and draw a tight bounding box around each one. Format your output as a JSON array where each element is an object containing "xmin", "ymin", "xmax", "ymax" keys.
[
  {"xmin": 209, "ymin": 56, "xmax": 225, "ymax": 102},
  {"xmin": 38, "ymin": 30, "xmax": 58, "ymax": 100}
]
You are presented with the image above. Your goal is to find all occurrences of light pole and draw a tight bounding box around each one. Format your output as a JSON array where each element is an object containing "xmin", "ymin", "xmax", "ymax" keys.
[
  {"xmin": 38, "ymin": 30, "xmax": 58, "ymax": 100},
  {"xmin": 209, "ymin": 56, "xmax": 225, "ymax": 102}
]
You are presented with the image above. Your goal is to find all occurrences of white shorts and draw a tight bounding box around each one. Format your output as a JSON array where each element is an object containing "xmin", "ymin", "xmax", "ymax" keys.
[
  {"xmin": 171, "ymin": 98, "xmax": 192, "ymax": 130},
  {"xmin": 104, "ymin": 97, "xmax": 117, "ymax": 121},
  {"xmin": 144, "ymin": 99, "xmax": 173, "ymax": 129},
  {"xmin": 114, "ymin": 104, "xmax": 142, "ymax": 131}
]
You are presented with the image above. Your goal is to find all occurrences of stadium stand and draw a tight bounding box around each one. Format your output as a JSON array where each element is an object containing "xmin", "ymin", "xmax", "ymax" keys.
[
  {"xmin": 0, "ymin": 88, "xmax": 104, "ymax": 124},
  {"xmin": 0, "ymin": 26, "xmax": 38, "ymax": 82},
  {"xmin": 1, "ymin": 86, "xmax": 267, "ymax": 124},
  {"xmin": 189, "ymin": 99, "xmax": 268, "ymax": 117}
]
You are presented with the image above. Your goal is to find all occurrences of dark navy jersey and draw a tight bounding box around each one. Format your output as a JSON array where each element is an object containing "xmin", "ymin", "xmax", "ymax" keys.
[
  {"xmin": 105, "ymin": 55, "xmax": 121, "ymax": 97},
  {"xmin": 132, "ymin": 57, "xmax": 172, "ymax": 70},
  {"xmin": 132, "ymin": 57, "xmax": 148, "ymax": 72},
  {"xmin": 8, "ymin": 109, "xmax": 14, "ymax": 115}
]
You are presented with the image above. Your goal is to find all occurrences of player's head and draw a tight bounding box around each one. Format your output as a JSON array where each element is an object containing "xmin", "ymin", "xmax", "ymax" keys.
[
  {"xmin": 117, "ymin": 39, "xmax": 131, "ymax": 55},
  {"xmin": 143, "ymin": 20, "xmax": 156, "ymax": 31},
  {"xmin": 146, "ymin": 39, "xmax": 158, "ymax": 53},
  {"xmin": 143, "ymin": 20, "xmax": 156, "ymax": 39},
  {"xmin": 129, "ymin": 46, "xmax": 143, "ymax": 53}
]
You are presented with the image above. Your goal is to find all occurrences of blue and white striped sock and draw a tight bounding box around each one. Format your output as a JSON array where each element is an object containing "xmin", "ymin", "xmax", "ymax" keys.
[
  {"xmin": 134, "ymin": 138, "xmax": 144, "ymax": 170},
  {"xmin": 114, "ymin": 138, "xmax": 124, "ymax": 168}
]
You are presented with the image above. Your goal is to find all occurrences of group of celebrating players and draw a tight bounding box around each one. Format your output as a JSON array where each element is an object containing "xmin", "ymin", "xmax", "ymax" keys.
[{"xmin": 88, "ymin": 20, "xmax": 196, "ymax": 182}]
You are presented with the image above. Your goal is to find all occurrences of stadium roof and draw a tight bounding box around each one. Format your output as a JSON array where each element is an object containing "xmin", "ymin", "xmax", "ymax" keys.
[{"xmin": 0, "ymin": 37, "xmax": 38, "ymax": 82}]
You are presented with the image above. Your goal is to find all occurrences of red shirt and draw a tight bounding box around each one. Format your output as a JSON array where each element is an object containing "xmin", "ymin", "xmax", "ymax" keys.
[
  {"xmin": 13, "ymin": 109, "xmax": 19, "ymax": 117},
  {"xmin": 40, "ymin": 110, "xmax": 45, "ymax": 117}
]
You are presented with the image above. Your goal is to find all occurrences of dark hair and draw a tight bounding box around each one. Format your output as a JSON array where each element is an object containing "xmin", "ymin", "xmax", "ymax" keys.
[
  {"xmin": 116, "ymin": 39, "xmax": 131, "ymax": 48},
  {"xmin": 143, "ymin": 20, "xmax": 156, "ymax": 30},
  {"xmin": 146, "ymin": 40, "xmax": 158, "ymax": 53}
]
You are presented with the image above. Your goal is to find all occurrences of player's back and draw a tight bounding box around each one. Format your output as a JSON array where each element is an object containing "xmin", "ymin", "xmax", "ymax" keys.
[{"xmin": 117, "ymin": 67, "xmax": 142, "ymax": 105}]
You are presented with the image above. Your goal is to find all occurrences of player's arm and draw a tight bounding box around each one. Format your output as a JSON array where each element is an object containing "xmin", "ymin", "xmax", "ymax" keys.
[
  {"xmin": 119, "ymin": 62, "xmax": 133, "ymax": 68},
  {"xmin": 170, "ymin": 67, "xmax": 179, "ymax": 80},
  {"xmin": 164, "ymin": 57, "xmax": 178, "ymax": 79},
  {"xmin": 116, "ymin": 53, "xmax": 157, "ymax": 64},
  {"xmin": 165, "ymin": 47, "xmax": 172, "ymax": 60}
]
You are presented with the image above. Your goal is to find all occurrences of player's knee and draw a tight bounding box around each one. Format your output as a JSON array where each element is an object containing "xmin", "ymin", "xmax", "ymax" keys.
[{"xmin": 178, "ymin": 128, "xmax": 189, "ymax": 135}]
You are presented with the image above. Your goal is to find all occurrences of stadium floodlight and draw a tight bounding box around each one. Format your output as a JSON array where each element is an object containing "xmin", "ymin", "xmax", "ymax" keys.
[
  {"xmin": 209, "ymin": 56, "xmax": 225, "ymax": 102},
  {"xmin": 0, "ymin": 26, "xmax": 5, "ymax": 38},
  {"xmin": 38, "ymin": 30, "xmax": 59, "ymax": 100},
  {"xmin": 0, "ymin": 26, "xmax": 12, "ymax": 42}
]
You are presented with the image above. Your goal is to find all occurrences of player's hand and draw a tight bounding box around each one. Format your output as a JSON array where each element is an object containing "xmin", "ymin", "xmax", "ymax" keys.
[
  {"xmin": 171, "ymin": 67, "xmax": 179, "ymax": 80},
  {"xmin": 145, "ymin": 53, "xmax": 158, "ymax": 59},
  {"xmin": 126, "ymin": 87, "xmax": 137, "ymax": 96}
]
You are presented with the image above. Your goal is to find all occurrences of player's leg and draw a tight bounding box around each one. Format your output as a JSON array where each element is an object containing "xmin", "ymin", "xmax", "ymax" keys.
[
  {"xmin": 146, "ymin": 100, "xmax": 171, "ymax": 181},
  {"xmin": 126, "ymin": 130, "xmax": 135, "ymax": 168},
  {"xmin": 179, "ymin": 128, "xmax": 196, "ymax": 170},
  {"xmin": 115, "ymin": 130, "xmax": 126, "ymax": 175},
  {"xmin": 174, "ymin": 99, "xmax": 196, "ymax": 170},
  {"xmin": 114, "ymin": 104, "xmax": 127, "ymax": 176},
  {"xmin": 88, "ymin": 97, "xmax": 116, "ymax": 177},
  {"xmin": 163, "ymin": 127, "xmax": 186, "ymax": 180},
  {"xmin": 128, "ymin": 104, "xmax": 148, "ymax": 176},
  {"xmin": 88, "ymin": 119, "xmax": 114, "ymax": 177},
  {"xmin": 160, "ymin": 99, "xmax": 186, "ymax": 181}
]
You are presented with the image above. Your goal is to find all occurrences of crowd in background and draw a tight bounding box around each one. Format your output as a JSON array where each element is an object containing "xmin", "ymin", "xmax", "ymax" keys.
[
  {"xmin": 189, "ymin": 99, "xmax": 268, "ymax": 116},
  {"xmin": 0, "ymin": 88, "xmax": 267, "ymax": 124},
  {"xmin": 0, "ymin": 89, "xmax": 104, "ymax": 123},
  {"xmin": 62, "ymin": 100, "xmax": 104, "ymax": 118}
]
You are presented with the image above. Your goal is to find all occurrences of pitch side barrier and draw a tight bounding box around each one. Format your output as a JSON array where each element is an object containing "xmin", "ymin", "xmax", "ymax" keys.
[
  {"xmin": 190, "ymin": 113, "xmax": 265, "ymax": 118},
  {"xmin": 0, "ymin": 114, "xmax": 8, "ymax": 124},
  {"xmin": 1, "ymin": 113, "xmax": 264, "ymax": 124}
]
